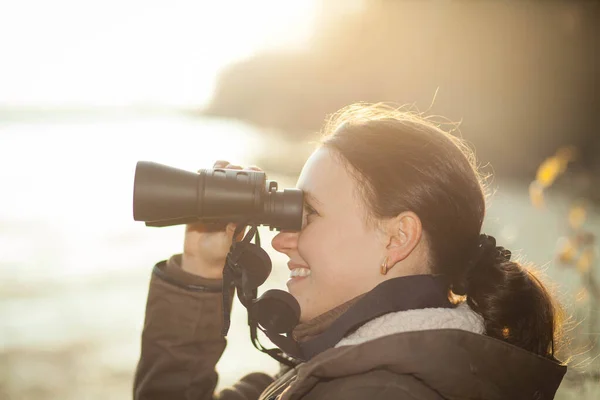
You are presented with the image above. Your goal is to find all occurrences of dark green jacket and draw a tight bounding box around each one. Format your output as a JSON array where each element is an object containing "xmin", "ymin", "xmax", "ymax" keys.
[{"xmin": 134, "ymin": 256, "xmax": 566, "ymax": 400}]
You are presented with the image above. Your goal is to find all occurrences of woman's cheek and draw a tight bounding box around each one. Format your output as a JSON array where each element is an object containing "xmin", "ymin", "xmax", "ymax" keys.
[
  {"xmin": 297, "ymin": 229, "xmax": 321, "ymax": 268},
  {"xmin": 296, "ymin": 232, "xmax": 310, "ymax": 264}
]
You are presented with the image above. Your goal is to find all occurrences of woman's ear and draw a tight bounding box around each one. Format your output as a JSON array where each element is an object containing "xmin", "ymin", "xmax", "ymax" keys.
[{"xmin": 384, "ymin": 211, "xmax": 423, "ymax": 268}]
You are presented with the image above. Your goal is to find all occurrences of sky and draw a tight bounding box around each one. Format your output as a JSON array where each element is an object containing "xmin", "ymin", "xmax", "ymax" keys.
[{"xmin": 0, "ymin": 0, "xmax": 318, "ymax": 108}]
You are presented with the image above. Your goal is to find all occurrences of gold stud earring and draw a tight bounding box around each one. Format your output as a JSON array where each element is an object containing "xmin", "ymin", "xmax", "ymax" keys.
[{"xmin": 380, "ymin": 256, "xmax": 389, "ymax": 275}]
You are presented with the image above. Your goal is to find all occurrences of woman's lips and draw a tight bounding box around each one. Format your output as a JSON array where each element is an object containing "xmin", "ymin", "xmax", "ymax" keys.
[
  {"xmin": 286, "ymin": 262, "xmax": 311, "ymax": 287},
  {"xmin": 287, "ymin": 261, "xmax": 310, "ymax": 271}
]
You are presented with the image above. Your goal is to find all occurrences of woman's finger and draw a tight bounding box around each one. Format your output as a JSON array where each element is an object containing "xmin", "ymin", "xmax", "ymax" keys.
[
  {"xmin": 213, "ymin": 160, "xmax": 229, "ymax": 168},
  {"xmin": 225, "ymin": 164, "xmax": 243, "ymax": 169}
]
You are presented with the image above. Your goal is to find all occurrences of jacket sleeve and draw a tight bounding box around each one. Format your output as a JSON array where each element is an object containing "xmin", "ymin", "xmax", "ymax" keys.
[{"xmin": 133, "ymin": 254, "xmax": 274, "ymax": 400}]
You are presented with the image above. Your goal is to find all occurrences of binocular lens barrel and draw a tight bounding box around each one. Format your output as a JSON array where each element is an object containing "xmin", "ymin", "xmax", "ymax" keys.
[{"xmin": 133, "ymin": 161, "xmax": 303, "ymax": 231}]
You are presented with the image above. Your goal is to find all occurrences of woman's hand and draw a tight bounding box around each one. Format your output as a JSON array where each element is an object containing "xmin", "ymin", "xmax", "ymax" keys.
[{"xmin": 181, "ymin": 160, "xmax": 262, "ymax": 278}]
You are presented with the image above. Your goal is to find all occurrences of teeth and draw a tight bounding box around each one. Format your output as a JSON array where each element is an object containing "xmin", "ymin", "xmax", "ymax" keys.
[{"xmin": 290, "ymin": 268, "xmax": 311, "ymax": 278}]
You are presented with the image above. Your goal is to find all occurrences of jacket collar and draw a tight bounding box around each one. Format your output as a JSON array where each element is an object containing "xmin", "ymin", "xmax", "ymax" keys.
[
  {"xmin": 297, "ymin": 274, "xmax": 452, "ymax": 360},
  {"xmin": 335, "ymin": 301, "xmax": 484, "ymax": 348}
]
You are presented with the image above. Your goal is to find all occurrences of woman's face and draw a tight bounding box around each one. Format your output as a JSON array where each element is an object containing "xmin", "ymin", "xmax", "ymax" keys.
[{"xmin": 271, "ymin": 147, "xmax": 387, "ymax": 322}]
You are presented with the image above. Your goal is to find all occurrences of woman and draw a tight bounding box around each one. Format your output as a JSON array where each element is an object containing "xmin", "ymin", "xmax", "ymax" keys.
[{"xmin": 134, "ymin": 104, "xmax": 567, "ymax": 400}]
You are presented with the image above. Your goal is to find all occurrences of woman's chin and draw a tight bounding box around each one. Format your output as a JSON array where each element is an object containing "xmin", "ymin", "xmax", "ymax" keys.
[
  {"xmin": 285, "ymin": 275, "xmax": 310, "ymax": 292},
  {"xmin": 286, "ymin": 278, "xmax": 309, "ymax": 316}
]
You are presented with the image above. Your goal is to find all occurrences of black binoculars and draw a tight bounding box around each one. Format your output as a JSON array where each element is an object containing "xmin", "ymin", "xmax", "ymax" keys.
[
  {"xmin": 132, "ymin": 161, "xmax": 304, "ymax": 231},
  {"xmin": 133, "ymin": 161, "xmax": 305, "ymax": 366}
]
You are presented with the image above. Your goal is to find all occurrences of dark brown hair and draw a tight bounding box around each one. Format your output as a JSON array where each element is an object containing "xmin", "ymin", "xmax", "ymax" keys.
[{"xmin": 320, "ymin": 103, "xmax": 562, "ymax": 359}]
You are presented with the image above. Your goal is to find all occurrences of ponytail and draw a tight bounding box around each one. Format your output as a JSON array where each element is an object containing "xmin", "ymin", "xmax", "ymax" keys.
[{"xmin": 457, "ymin": 234, "xmax": 561, "ymax": 359}]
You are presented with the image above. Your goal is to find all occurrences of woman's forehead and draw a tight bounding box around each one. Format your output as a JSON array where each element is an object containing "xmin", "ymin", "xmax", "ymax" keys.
[{"xmin": 296, "ymin": 148, "xmax": 356, "ymax": 203}]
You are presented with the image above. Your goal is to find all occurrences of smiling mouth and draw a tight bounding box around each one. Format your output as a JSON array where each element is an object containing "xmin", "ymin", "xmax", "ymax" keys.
[{"xmin": 289, "ymin": 267, "xmax": 311, "ymax": 278}]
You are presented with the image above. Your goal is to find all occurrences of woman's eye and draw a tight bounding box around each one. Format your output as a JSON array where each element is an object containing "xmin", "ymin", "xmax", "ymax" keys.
[{"xmin": 304, "ymin": 204, "xmax": 318, "ymax": 221}]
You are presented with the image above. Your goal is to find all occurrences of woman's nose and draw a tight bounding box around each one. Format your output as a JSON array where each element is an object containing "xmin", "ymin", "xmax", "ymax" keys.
[{"xmin": 271, "ymin": 231, "xmax": 298, "ymax": 254}]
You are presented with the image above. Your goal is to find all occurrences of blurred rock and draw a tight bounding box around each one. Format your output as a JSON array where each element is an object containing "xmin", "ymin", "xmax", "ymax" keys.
[{"xmin": 204, "ymin": 0, "xmax": 600, "ymax": 182}]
